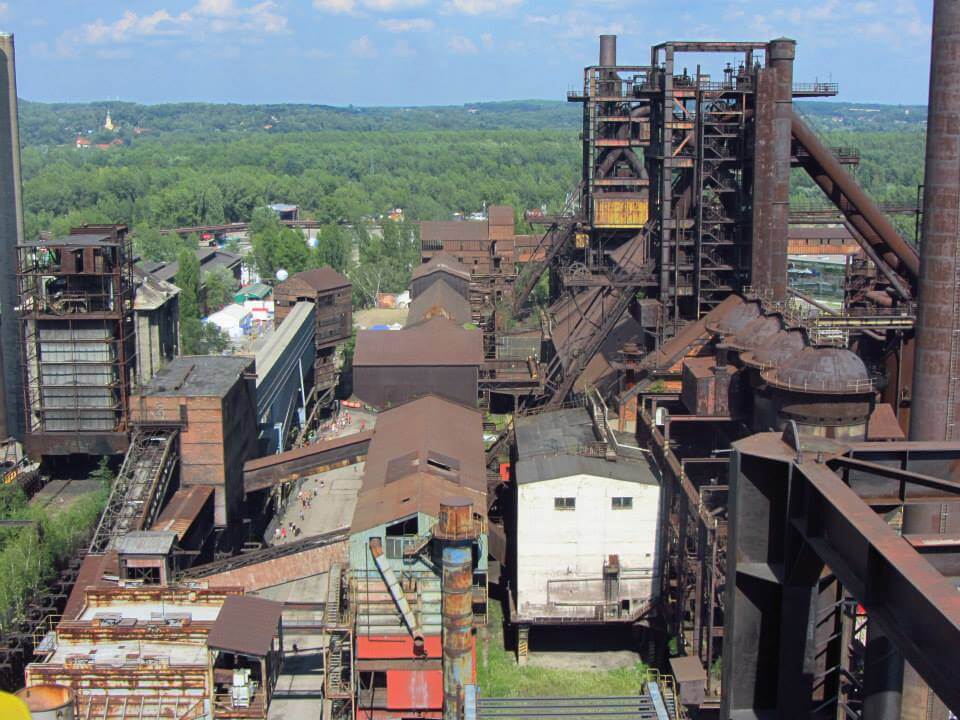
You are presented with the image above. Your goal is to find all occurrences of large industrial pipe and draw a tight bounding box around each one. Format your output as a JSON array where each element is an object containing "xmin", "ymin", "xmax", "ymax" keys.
[
  {"xmin": 439, "ymin": 498, "xmax": 476, "ymax": 720},
  {"xmin": 768, "ymin": 38, "xmax": 794, "ymax": 301},
  {"xmin": 0, "ymin": 34, "xmax": 24, "ymax": 440},
  {"xmin": 599, "ymin": 35, "xmax": 616, "ymax": 66},
  {"xmin": 368, "ymin": 537, "xmax": 425, "ymax": 653},
  {"xmin": 911, "ymin": 0, "xmax": 960, "ymax": 443},
  {"xmin": 790, "ymin": 111, "xmax": 920, "ymax": 282}
]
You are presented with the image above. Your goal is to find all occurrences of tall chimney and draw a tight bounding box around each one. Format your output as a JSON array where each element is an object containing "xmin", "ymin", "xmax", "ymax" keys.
[
  {"xmin": 0, "ymin": 33, "xmax": 24, "ymax": 440},
  {"xmin": 911, "ymin": 0, "xmax": 960, "ymax": 443},
  {"xmin": 438, "ymin": 498, "xmax": 476, "ymax": 720},
  {"xmin": 599, "ymin": 35, "xmax": 617, "ymax": 66},
  {"xmin": 901, "ymin": 3, "xmax": 960, "ymax": 718}
]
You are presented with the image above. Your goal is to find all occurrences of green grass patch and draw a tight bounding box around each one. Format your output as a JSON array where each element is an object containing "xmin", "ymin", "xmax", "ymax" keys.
[
  {"xmin": 477, "ymin": 601, "xmax": 647, "ymax": 698},
  {"xmin": 0, "ymin": 468, "xmax": 110, "ymax": 631}
]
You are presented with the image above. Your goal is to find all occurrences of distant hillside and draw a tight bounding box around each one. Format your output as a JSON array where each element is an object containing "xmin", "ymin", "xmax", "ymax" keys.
[
  {"xmin": 17, "ymin": 99, "xmax": 582, "ymax": 146},
  {"xmin": 17, "ymin": 98, "xmax": 926, "ymax": 147}
]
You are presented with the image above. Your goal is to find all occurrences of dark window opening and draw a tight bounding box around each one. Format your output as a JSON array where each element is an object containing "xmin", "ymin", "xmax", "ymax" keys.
[{"xmin": 554, "ymin": 497, "xmax": 576, "ymax": 511}]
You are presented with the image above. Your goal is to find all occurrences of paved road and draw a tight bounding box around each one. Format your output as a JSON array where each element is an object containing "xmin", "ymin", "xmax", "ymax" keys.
[{"xmin": 269, "ymin": 463, "xmax": 364, "ymax": 546}]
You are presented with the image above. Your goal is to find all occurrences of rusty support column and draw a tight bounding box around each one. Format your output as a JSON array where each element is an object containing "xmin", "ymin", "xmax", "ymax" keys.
[
  {"xmin": 439, "ymin": 498, "xmax": 476, "ymax": 720},
  {"xmin": 0, "ymin": 34, "xmax": 24, "ymax": 440},
  {"xmin": 912, "ymin": 0, "xmax": 960, "ymax": 443}
]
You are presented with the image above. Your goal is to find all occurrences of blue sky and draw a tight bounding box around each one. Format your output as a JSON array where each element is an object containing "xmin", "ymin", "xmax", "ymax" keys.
[{"xmin": 3, "ymin": 0, "xmax": 934, "ymax": 106}]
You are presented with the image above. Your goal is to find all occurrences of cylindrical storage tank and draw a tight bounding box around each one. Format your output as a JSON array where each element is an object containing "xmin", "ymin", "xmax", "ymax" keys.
[
  {"xmin": 761, "ymin": 345, "xmax": 875, "ymax": 440},
  {"xmin": 16, "ymin": 685, "xmax": 75, "ymax": 720},
  {"xmin": 704, "ymin": 299, "xmax": 761, "ymax": 337},
  {"xmin": 742, "ymin": 328, "xmax": 808, "ymax": 432},
  {"xmin": 725, "ymin": 314, "xmax": 783, "ymax": 354}
]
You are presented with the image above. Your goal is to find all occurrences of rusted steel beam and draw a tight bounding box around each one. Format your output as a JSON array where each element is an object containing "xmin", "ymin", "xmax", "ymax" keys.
[
  {"xmin": 829, "ymin": 455, "xmax": 960, "ymax": 497},
  {"xmin": 790, "ymin": 110, "xmax": 919, "ymax": 283},
  {"xmin": 795, "ymin": 461, "xmax": 960, "ymax": 713}
]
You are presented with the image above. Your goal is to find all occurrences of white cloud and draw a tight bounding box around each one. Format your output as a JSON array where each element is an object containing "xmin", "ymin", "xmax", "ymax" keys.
[
  {"xmin": 447, "ymin": 35, "xmax": 478, "ymax": 54},
  {"xmin": 350, "ymin": 34, "xmax": 378, "ymax": 58},
  {"xmin": 314, "ymin": 0, "xmax": 427, "ymax": 13},
  {"xmin": 313, "ymin": 0, "xmax": 356, "ymax": 12},
  {"xmin": 379, "ymin": 17, "xmax": 434, "ymax": 32},
  {"xmin": 446, "ymin": 0, "xmax": 521, "ymax": 15},
  {"xmin": 392, "ymin": 39, "xmax": 417, "ymax": 57},
  {"xmin": 480, "ymin": 32, "xmax": 493, "ymax": 49},
  {"xmin": 63, "ymin": 0, "xmax": 286, "ymax": 50}
]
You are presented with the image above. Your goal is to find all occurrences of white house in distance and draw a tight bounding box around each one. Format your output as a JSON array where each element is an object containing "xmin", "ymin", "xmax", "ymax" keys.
[{"xmin": 510, "ymin": 407, "xmax": 662, "ymax": 639}]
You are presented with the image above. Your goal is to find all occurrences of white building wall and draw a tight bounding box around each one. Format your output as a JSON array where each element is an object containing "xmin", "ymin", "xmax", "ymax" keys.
[{"xmin": 516, "ymin": 473, "xmax": 660, "ymax": 618}]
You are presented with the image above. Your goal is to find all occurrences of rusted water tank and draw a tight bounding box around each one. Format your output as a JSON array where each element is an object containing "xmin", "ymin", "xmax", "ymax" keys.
[
  {"xmin": 704, "ymin": 300, "xmax": 761, "ymax": 337},
  {"xmin": 16, "ymin": 685, "xmax": 75, "ymax": 720},
  {"xmin": 725, "ymin": 314, "xmax": 783, "ymax": 353},
  {"xmin": 761, "ymin": 345, "xmax": 875, "ymax": 439}
]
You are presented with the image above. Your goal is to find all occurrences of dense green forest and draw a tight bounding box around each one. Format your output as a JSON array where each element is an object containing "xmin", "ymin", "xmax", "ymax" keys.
[{"xmin": 14, "ymin": 98, "xmax": 926, "ymax": 300}]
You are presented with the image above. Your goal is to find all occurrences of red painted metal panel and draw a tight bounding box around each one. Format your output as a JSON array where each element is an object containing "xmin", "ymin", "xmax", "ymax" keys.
[
  {"xmin": 386, "ymin": 669, "xmax": 443, "ymax": 710},
  {"xmin": 356, "ymin": 635, "xmax": 442, "ymax": 659}
]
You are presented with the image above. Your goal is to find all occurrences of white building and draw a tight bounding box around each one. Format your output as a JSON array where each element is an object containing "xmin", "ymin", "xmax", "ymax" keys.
[{"xmin": 512, "ymin": 408, "xmax": 662, "ymax": 625}]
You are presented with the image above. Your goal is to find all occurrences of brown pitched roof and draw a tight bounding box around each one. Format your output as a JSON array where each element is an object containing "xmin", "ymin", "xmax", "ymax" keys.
[
  {"xmin": 411, "ymin": 251, "xmax": 471, "ymax": 281},
  {"xmin": 207, "ymin": 595, "xmax": 283, "ymax": 657},
  {"xmin": 406, "ymin": 279, "xmax": 473, "ymax": 325},
  {"xmin": 286, "ymin": 267, "xmax": 351, "ymax": 292},
  {"xmin": 350, "ymin": 471, "xmax": 486, "ymax": 534},
  {"xmin": 354, "ymin": 317, "xmax": 482, "ymax": 367},
  {"xmin": 362, "ymin": 395, "xmax": 486, "ymax": 495}
]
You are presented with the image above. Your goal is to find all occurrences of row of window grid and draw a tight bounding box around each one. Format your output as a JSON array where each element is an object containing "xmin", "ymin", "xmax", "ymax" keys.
[{"xmin": 554, "ymin": 496, "xmax": 633, "ymax": 511}]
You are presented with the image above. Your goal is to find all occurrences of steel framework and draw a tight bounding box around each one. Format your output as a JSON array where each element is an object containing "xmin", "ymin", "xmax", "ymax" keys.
[
  {"xmin": 723, "ymin": 425, "xmax": 960, "ymax": 717},
  {"xmin": 17, "ymin": 224, "xmax": 136, "ymax": 456}
]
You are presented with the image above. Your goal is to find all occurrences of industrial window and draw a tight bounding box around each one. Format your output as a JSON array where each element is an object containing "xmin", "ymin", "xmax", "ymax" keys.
[
  {"xmin": 612, "ymin": 497, "xmax": 633, "ymax": 510},
  {"xmin": 554, "ymin": 497, "xmax": 576, "ymax": 511}
]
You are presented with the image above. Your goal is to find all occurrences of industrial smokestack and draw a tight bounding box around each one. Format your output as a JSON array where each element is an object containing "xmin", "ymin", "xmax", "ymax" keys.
[
  {"xmin": 912, "ymin": 0, "xmax": 960, "ymax": 443},
  {"xmin": 0, "ymin": 33, "xmax": 24, "ymax": 440},
  {"xmin": 900, "ymin": 3, "xmax": 960, "ymax": 718},
  {"xmin": 438, "ymin": 498, "xmax": 476, "ymax": 720},
  {"xmin": 599, "ymin": 35, "xmax": 617, "ymax": 66}
]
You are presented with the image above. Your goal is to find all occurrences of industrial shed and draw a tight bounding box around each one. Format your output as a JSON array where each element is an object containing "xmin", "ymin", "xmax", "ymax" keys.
[
  {"xmin": 353, "ymin": 317, "xmax": 482, "ymax": 409},
  {"xmin": 406, "ymin": 278, "xmax": 473, "ymax": 326},
  {"xmin": 409, "ymin": 251, "xmax": 471, "ymax": 299},
  {"xmin": 512, "ymin": 407, "xmax": 662, "ymax": 625}
]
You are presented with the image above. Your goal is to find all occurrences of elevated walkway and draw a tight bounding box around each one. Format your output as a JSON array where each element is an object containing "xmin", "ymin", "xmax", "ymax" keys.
[
  {"xmin": 88, "ymin": 428, "xmax": 179, "ymax": 554},
  {"xmin": 244, "ymin": 431, "xmax": 372, "ymax": 493}
]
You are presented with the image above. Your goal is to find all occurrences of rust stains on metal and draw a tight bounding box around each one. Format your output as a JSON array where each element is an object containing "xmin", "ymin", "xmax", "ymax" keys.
[{"xmin": 911, "ymin": 0, "xmax": 960, "ymax": 443}]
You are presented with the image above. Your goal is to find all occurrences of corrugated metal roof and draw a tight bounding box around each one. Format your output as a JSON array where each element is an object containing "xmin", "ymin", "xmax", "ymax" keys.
[
  {"xmin": 133, "ymin": 268, "xmax": 180, "ymax": 311},
  {"xmin": 116, "ymin": 531, "xmax": 177, "ymax": 556},
  {"xmin": 410, "ymin": 251, "xmax": 472, "ymax": 281},
  {"xmin": 354, "ymin": 317, "xmax": 482, "ymax": 367},
  {"xmin": 406, "ymin": 279, "xmax": 472, "ymax": 326},
  {"xmin": 207, "ymin": 595, "xmax": 283, "ymax": 657},
  {"xmin": 362, "ymin": 395, "xmax": 485, "ymax": 494},
  {"xmin": 515, "ymin": 407, "xmax": 597, "ymax": 458},
  {"xmin": 516, "ymin": 453, "xmax": 659, "ymax": 486},
  {"xmin": 151, "ymin": 486, "xmax": 213, "ymax": 540}
]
